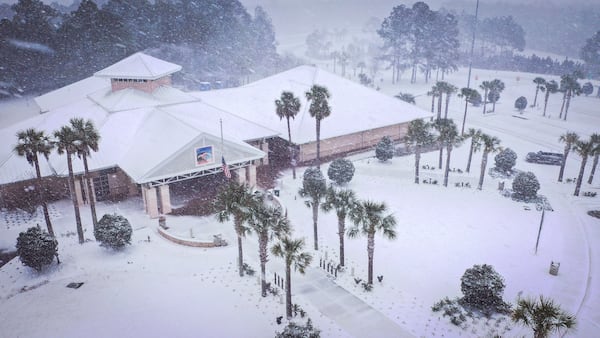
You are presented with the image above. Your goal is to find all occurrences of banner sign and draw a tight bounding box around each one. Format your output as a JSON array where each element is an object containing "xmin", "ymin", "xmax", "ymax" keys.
[{"xmin": 195, "ymin": 145, "xmax": 214, "ymax": 166}]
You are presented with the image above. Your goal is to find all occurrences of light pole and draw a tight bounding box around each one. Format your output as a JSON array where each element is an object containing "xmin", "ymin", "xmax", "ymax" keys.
[
  {"xmin": 534, "ymin": 200, "xmax": 546, "ymax": 254},
  {"xmin": 462, "ymin": 0, "xmax": 480, "ymax": 136}
]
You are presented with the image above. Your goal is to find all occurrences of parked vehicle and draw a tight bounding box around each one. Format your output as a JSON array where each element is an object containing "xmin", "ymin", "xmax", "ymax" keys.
[{"xmin": 526, "ymin": 151, "xmax": 563, "ymax": 165}]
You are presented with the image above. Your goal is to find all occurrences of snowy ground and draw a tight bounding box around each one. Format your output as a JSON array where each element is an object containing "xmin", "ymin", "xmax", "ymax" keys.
[{"xmin": 1, "ymin": 65, "xmax": 599, "ymax": 337}]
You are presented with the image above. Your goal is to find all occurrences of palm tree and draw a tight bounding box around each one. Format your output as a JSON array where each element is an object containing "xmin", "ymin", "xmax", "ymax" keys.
[
  {"xmin": 348, "ymin": 200, "xmax": 397, "ymax": 285},
  {"xmin": 573, "ymin": 139, "xmax": 594, "ymax": 196},
  {"xmin": 558, "ymin": 132, "xmax": 579, "ymax": 182},
  {"xmin": 271, "ymin": 236, "xmax": 312, "ymax": 319},
  {"xmin": 404, "ymin": 119, "xmax": 434, "ymax": 184},
  {"xmin": 70, "ymin": 118, "xmax": 100, "ymax": 230},
  {"xmin": 489, "ymin": 79, "xmax": 505, "ymax": 112},
  {"xmin": 394, "ymin": 92, "xmax": 416, "ymax": 105},
  {"xmin": 477, "ymin": 133, "xmax": 501, "ymax": 190},
  {"xmin": 246, "ymin": 196, "xmax": 290, "ymax": 297},
  {"xmin": 14, "ymin": 128, "xmax": 55, "ymax": 237},
  {"xmin": 512, "ymin": 295, "xmax": 576, "ymax": 338},
  {"xmin": 559, "ymin": 72, "xmax": 582, "ymax": 121},
  {"xmin": 587, "ymin": 133, "xmax": 600, "ymax": 184},
  {"xmin": 54, "ymin": 125, "xmax": 84, "ymax": 244},
  {"xmin": 442, "ymin": 82, "xmax": 458, "ymax": 118},
  {"xmin": 427, "ymin": 83, "xmax": 441, "ymax": 116},
  {"xmin": 435, "ymin": 119, "xmax": 463, "ymax": 187},
  {"xmin": 305, "ymin": 85, "xmax": 331, "ymax": 168},
  {"xmin": 541, "ymin": 80, "xmax": 558, "ymax": 117},
  {"xmin": 214, "ymin": 180, "xmax": 255, "ymax": 276},
  {"xmin": 532, "ymin": 77, "xmax": 546, "ymax": 107},
  {"xmin": 321, "ymin": 186, "xmax": 357, "ymax": 267},
  {"xmin": 479, "ymin": 80, "xmax": 492, "ymax": 114},
  {"xmin": 465, "ymin": 128, "xmax": 482, "ymax": 173},
  {"xmin": 458, "ymin": 87, "xmax": 481, "ymax": 135},
  {"xmin": 275, "ymin": 91, "xmax": 301, "ymax": 179},
  {"xmin": 299, "ymin": 167, "xmax": 327, "ymax": 250}
]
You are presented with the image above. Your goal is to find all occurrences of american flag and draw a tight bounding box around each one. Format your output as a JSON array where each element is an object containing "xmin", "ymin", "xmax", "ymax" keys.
[{"xmin": 221, "ymin": 156, "xmax": 231, "ymax": 179}]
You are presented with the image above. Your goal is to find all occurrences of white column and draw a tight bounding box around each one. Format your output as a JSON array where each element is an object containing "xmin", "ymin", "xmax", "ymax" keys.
[
  {"xmin": 261, "ymin": 141, "xmax": 269, "ymax": 165},
  {"xmin": 235, "ymin": 168, "xmax": 246, "ymax": 184},
  {"xmin": 159, "ymin": 185, "xmax": 172, "ymax": 215},
  {"xmin": 247, "ymin": 164, "xmax": 257, "ymax": 187},
  {"xmin": 144, "ymin": 186, "xmax": 159, "ymax": 218}
]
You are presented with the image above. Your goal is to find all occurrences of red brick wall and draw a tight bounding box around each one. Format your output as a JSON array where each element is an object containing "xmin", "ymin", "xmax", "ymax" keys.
[{"xmin": 110, "ymin": 76, "xmax": 172, "ymax": 93}]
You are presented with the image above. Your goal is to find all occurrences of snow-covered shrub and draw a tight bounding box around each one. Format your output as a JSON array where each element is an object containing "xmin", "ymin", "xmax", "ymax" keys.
[
  {"xmin": 301, "ymin": 167, "xmax": 327, "ymax": 198},
  {"xmin": 582, "ymin": 82, "xmax": 594, "ymax": 96},
  {"xmin": 488, "ymin": 90, "xmax": 500, "ymax": 104},
  {"xmin": 16, "ymin": 226, "xmax": 58, "ymax": 272},
  {"xmin": 94, "ymin": 214, "xmax": 132, "ymax": 250},
  {"xmin": 459, "ymin": 264, "xmax": 511, "ymax": 316},
  {"xmin": 327, "ymin": 158, "xmax": 355, "ymax": 185},
  {"xmin": 494, "ymin": 148, "xmax": 517, "ymax": 173},
  {"xmin": 275, "ymin": 318, "xmax": 321, "ymax": 338},
  {"xmin": 375, "ymin": 136, "xmax": 394, "ymax": 162},
  {"xmin": 469, "ymin": 91, "xmax": 482, "ymax": 106},
  {"xmin": 512, "ymin": 171, "xmax": 540, "ymax": 201},
  {"xmin": 514, "ymin": 96, "xmax": 527, "ymax": 112}
]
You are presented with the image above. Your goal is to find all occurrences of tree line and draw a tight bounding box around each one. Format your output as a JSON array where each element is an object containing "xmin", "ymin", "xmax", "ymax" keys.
[{"xmin": 0, "ymin": 0, "xmax": 282, "ymax": 98}]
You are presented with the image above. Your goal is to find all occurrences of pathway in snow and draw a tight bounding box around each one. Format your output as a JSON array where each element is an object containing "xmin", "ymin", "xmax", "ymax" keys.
[{"xmin": 295, "ymin": 268, "xmax": 413, "ymax": 338}]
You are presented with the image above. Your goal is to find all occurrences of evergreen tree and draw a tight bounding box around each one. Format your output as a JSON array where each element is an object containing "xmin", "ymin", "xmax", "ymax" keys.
[
  {"xmin": 16, "ymin": 226, "xmax": 58, "ymax": 272},
  {"xmin": 512, "ymin": 172, "xmax": 540, "ymax": 201},
  {"xmin": 14, "ymin": 128, "xmax": 55, "ymax": 237},
  {"xmin": 460, "ymin": 264, "xmax": 510, "ymax": 315},
  {"xmin": 494, "ymin": 148, "xmax": 517, "ymax": 174},
  {"xmin": 327, "ymin": 158, "xmax": 355, "ymax": 185},
  {"xmin": 299, "ymin": 168, "xmax": 327, "ymax": 250},
  {"xmin": 375, "ymin": 136, "xmax": 395, "ymax": 162},
  {"xmin": 581, "ymin": 31, "xmax": 600, "ymax": 77}
]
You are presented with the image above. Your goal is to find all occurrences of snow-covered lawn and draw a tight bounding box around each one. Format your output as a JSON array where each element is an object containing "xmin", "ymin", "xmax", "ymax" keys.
[{"xmin": 1, "ymin": 65, "xmax": 599, "ymax": 337}]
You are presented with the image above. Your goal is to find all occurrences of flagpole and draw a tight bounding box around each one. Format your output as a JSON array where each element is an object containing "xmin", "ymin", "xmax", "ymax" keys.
[{"xmin": 220, "ymin": 118, "xmax": 224, "ymax": 155}]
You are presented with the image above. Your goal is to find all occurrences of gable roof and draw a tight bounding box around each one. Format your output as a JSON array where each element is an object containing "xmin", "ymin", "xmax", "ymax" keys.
[
  {"xmin": 93, "ymin": 52, "xmax": 182, "ymax": 80},
  {"xmin": 194, "ymin": 65, "xmax": 433, "ymax": 144}
]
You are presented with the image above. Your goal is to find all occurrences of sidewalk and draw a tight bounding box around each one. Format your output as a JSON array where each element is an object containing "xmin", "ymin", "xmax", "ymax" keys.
[{"xmin": 295, "ymin": 268, "xmax": 414, "ymax": 338}]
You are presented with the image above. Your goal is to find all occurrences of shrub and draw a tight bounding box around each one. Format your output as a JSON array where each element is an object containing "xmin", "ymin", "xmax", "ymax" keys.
[
  {"xmin": 469, "ymin": 91, "xmax": 482, "ymax": 106},
  {"xmin": 514, "ymin": 96, "xmax": 527, "ymax": 112},
  {"xmin": 327, "ymin": 158, "xmax": 355, "ymax": 185},
  {"xmin": 375, "ymin": 136, "xmax": 394, "ymax": 162},
  {"xmin": 582, "ymin": 82, "xmax": 594, "ymax": 96},
  {"xmin": 275, "ymin": 318, "xmax": 321, "ymax": 338},
  {"xmin": 16, "ymin": 226, "xmax": 58, "ymax": 272},
  {"xmin": 301, "ymin": 167, "xmax": 327, "ymax": 198},
  {"xmin": 494, "ymin": 148, "xmax": 517, "ymax": 173},
  {"xmin": 488, "ymin": 90, "xmax": 500, "ymax": 103},
  {"xmin": 94, "ymin": 214, "xmax": 132, "ymax": 250},
  {"xmin": 459, "ymin": 264, "xmax": 511, "ymax": 315},
  {"xmin": 512, "ymin": 171, "xmax": 540, "ymax": 201}
]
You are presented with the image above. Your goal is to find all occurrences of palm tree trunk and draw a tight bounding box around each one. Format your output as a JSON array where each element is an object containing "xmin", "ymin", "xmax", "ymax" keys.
[
  {"xmin": 574, "ymin": 155, "xmax": 588, "ymax": 196},
  {"xmin": 444, "ymin": 94, "xmax": 450, "ymax": 118},
  {"xmin": 259, "ymin": 236, "xmax": 268, "ymax": 297},
  {"xmin": 367, "ymin": 232, "xmax": 375, "ymax": 285},
  {"xmin": 82, "ymin": 154, "xmax": 98, "ymax": 230},
  {"xmin": 559, "ymin": 91, "xmax": 567, "ymax": 118},
  {"xmin": 235, "ymin": 220, "xmax": 244, "ymax": 277},
  {"xmin": 492, "ymin": 99, "xmax": 497, "ymax": 112},
  {"xmin": 563, "ymin": 91, "xmax": 572, "ymax": 121},
  {"xmin": 431, "ymin": 95, "xmax": 435, "ymax": 113},
  {"xmin": 588, "ymin": 153, "xmax": 599, "ymax": 184},
  {"xmin": 558, "ymin": 148, "xmax": 570, "ymax": 182},
  {"xmin": 482, "ymin": 89, "xmax": 488, "ymax": 114},
  {"xmin": 543, "ymin": 92, "xmax": 550, "ymax": 117},
  {"xmin": 316, "ymin": 118, "xmax": 321, "ymax": 168},
  {"xmin": 338, "ymin": 216, "xmax": 345, "ymax": 266},
  {"xmin": 478, "ymin": 151, "xmax": 489, "ymax": 190},
  {"xmin": 438, "ymin": 146, "xmax": 443, "ymax": 169},
  {"xmin": 287, "ymin": 117, "xmax": 296, "ymax": 179},
  {"xmin": 437, "ymin": 93, "xmax": 443, "ymax": 117},
  {"xmin": 285, "ymin": 264, "xmax": 292, "ymax": 319},
  {"xmin": 533, "ymin": 87, "xmax": 539, "ymax": 107},
  {"xmin": 443, "ymin": 145, "xmax": 452, "ymax": 187},
  {"xmin": 67, "ymin": 153, "xmax": 84, "ymax": 244},
  {"xmin": 466, "ymin": 141, "xmax": 474, "ymax": 173},
  {"xmin": 34, "ymin": 156, "xmax": 54, "ymax": 237},
  {"xmin": 415, "ymin": 148, "xmax": 421, "ymax": 184},
  {"xmin": 461, "ymin": 99, "xmax": 469, "ymax": 135},
  {"xmin": 312, "ymin": 200, "xmax": 319, "ymax": 250}
]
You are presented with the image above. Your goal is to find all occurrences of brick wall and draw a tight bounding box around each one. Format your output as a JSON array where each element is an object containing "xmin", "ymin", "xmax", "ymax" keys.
[{"xmin": 110, "ymin": 76, "xmax": 172, "ymax": 93}]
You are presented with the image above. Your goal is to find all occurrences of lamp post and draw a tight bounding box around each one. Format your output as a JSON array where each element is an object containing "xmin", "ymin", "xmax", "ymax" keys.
[
  {"xmin": 534, "ymin": 200, "xmax": 546, "ymax": 254},
  {"xmin": 462, "ymin": 0, "xmax": 480, "ymax": 136}
]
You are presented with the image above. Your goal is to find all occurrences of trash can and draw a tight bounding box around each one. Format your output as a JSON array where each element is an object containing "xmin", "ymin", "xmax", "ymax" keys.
[
  {"xmin": 549, "ymin": 261, "xmax": 560, "ymax": 276},
  {"xmin": 274, "ymin": 189, "xmax": 280, "ymax": 197}
]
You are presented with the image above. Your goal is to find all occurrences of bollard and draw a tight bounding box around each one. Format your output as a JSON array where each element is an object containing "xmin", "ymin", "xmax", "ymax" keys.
[{"xmin": 549, "ymin": 261, "xmax": 560, "ymax": 276}]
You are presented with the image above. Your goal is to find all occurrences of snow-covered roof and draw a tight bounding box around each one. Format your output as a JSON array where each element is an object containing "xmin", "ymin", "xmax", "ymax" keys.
[
  {"xmin": 194, "ymin": 65, "xmax": 433, "ymax": 144},
  {"xmin": 34, "ymin": 76, "xmax": 110, "ymax": 113},
  {"xmin": 93, "ymin": 52, "xmax": 182, "ymax": 80}
]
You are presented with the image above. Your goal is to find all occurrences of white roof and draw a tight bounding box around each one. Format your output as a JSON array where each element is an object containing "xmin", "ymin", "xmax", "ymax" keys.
[
  {"xmin": 93, "ymin": 52, "xmax": 182, "ymax": 80},
  {"xmin": 34, "ymin": 76, "xmax": 110, "ymax": 113},
  {"xmin": 195, "ymin": 65, "xmax": 433, "ymax": 144}
]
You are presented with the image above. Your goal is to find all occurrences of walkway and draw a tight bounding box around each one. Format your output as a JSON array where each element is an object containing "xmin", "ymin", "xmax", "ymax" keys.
[{"xmin": 295, "ymin": 268, "xmax": 414, "ymax": 338}]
